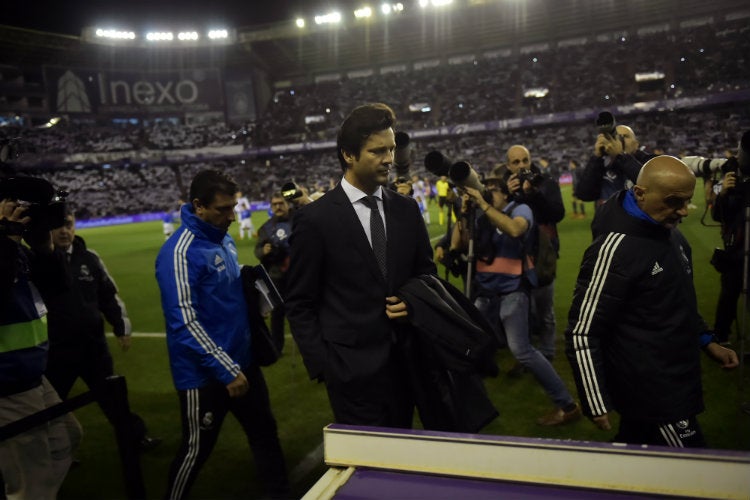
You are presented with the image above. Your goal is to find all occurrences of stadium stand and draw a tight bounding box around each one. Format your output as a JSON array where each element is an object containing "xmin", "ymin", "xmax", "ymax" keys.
[{"xmin": 0, "ymin": 0, "xmax": 748, "ymax": 218}]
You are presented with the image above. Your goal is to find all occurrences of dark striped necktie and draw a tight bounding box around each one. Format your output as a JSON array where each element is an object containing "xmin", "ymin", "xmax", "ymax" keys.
[{"xmin": 362, "ymin": 195, "xmax": 387, "ymax": 279}]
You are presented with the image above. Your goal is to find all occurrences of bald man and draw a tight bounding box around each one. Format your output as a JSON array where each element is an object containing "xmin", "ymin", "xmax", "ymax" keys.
[
  {"xmin": 505, "ymin": 144, "xmax": 564, "ymax": 364},
  {"xmin": 566, "ymin": 156, "xmax": 738, "ymax": 447},
  {"xmin": 575, "ymin": 124, "xmax": 656, "ymax": 206}
]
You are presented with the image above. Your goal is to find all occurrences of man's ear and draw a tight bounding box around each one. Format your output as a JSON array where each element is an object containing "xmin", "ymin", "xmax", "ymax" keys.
[
  {"xmin": 341, "ymin": 149, "xmax": 355, "ymax": 168},
  {"xmin": 632, "ymin": 185, "xmax": 646, "ymax": 200},
  {"xmin": 192, "ymin": 198, "xmax": 204, "ymax": 215}
]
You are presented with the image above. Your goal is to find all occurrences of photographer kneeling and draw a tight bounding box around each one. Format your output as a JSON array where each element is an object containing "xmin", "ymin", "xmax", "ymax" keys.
[{"xmin": 451, "ymin": 175, "xmax": 580, "ymax": 426}]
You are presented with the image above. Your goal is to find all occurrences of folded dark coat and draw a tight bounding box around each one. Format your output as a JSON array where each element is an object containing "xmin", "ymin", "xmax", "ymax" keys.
[{"xmin": 397, "ymin": 274, "xmax": 499, "ymax": 433}]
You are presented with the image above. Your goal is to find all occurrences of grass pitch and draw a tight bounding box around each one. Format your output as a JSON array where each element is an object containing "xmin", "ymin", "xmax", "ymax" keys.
[{"xmin": 58, "ymin": 186, "xmax": 750, "ymax": 499}]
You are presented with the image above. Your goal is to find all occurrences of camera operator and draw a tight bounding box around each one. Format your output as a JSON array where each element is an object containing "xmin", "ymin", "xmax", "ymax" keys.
[
  {"xmin": 505, "ymin": 144, "xmax": 564, "ymax": 365},
  {"xmin": 0, "ymin": 180, "xmax": 82, "ymax": 499},
  {"xmin": 451, "ymin": 174, "xmax": 581, "ymax": 426},
  {"xmin": 710, "ymin": 160, "xmax": 744, "ymax": 345},
  {"xmin": 575, "ymin": 124, "xmax": 655, "ymax": 207},
  {"xmin": 254, "ymin": 192, "xmax": 293, "ymax": 351}
]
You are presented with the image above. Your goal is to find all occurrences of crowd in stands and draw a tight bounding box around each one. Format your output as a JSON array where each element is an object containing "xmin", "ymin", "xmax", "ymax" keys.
[
  {"xmin": 8, "ymin": 105, "xmax": 745, "ymax": 219},
  {"xmin": 1, "ymin": 16, "xmax": 749, "ymax": 218}
]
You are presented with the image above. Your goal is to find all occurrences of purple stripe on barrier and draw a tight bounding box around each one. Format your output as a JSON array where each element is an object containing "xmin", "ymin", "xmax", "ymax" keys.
[{"xmin": 334, "ymin": 468, "xmax": 664, "ymax": 500}]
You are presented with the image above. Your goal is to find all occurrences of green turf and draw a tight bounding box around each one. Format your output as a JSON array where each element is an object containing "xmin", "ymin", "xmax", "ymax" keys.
[{"xmin": 57, "ymin": 186, "xmax": 750, "ymax": 499}]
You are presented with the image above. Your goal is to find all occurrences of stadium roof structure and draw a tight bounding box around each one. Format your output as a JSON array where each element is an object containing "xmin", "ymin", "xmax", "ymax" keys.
[{"xmin": 0, "ymin": 0, "xmax": 747, "ymax": 81}]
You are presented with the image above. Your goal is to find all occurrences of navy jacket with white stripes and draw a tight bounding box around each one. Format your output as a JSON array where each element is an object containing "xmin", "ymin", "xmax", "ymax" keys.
[
  {"xmin": 155, "ymin": 203, "xmax": 249, "ymax": 391},
  {"xmin": 565, "ymin": 190, "xmax": 707, "ymax": 423}
]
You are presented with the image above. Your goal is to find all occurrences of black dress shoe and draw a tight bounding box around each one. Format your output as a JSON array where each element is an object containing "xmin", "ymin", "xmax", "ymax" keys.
[{"xmin": 139, "ymin": 436, "xmax": 162, "ymax": 452}]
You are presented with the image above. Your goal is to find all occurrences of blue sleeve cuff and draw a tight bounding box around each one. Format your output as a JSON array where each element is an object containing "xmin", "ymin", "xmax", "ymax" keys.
[{"xmin": 699, "ymin": 332, "xmax": 718, "ymax": 348}]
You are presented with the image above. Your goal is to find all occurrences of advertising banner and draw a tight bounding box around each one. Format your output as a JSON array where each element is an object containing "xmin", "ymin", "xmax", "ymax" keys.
[{"xmin": 44, "ymin": 66, "xmax": 224, "ymax": 115}]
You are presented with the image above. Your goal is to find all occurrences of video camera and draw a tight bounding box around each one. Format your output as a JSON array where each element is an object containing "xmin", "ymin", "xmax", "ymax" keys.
[{"xmin": 0, "ymin": 176, "xmax": 68, "ymax": 235}]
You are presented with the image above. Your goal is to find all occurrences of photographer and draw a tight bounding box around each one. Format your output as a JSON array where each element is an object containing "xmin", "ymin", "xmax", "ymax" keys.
[
  {"xmin": 710, "ymin": 162, "xmax": 744, "ymax": 345},
  {"xmin": 451, "ymin": 174, "xmax": 581, "ymax": 426},
  {"xmin": 505, "ymin": 144, "xmax": 564, "ymax": 364},
  {"xmin": 0, "ymin": 179, "xmax": 82, "ymax": 499},
  {"xmin": 576, "ymin": 124, "xmax": 654, "ymax": 206},
  {"xmin": 254, "ymin": 192, "xmax": 293, "ymax": 351}
]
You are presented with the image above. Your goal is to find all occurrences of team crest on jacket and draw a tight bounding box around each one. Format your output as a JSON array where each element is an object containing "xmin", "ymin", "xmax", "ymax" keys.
[
  {"xmin": 275, "ymin": 228, "xmax": 289, "ymax": 240},
  {"xmin": 214, "ymin": 254, "xmax": 226, "ymax": 272},
  {"xmin": 78, "ymin": 264, "xmax": 94, "ymax": 282}
]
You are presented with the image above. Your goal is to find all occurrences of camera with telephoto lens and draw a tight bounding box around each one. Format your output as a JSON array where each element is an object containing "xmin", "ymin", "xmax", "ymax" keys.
[
  {"xmin": 595, "ymin": 111, "xmax": 619, "ymax": 156},
  {"xmin": 387, "ymin": 132, "xmax": 412, "ymax": 193},
  {"xmin": 0, "ymin": 176, "xmax": 68, "ymax": 237},
  {"xmin": 683, "ymin": 130, "xmax": 750, "ymax": 181},
  {"xmin": 425, "ymin": 150, "xmax": 491, "ymax": 205}
]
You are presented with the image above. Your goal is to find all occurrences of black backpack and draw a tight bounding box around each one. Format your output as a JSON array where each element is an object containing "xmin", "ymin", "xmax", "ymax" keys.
[{"xmin": 527, "ymin": 223, "xmax": 558, "ymax": 287}]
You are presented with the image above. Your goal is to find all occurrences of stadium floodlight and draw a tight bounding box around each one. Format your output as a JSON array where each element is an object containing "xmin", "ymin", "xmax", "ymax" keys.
[
  {"xmin": 207, "ymin": 29, "xmax": 228, "ymax": 39},
  {"xmin": 95, "ymin": 28, "xmax": 136, "ymax": 40},
  {"xmin": 177, "ymin": 31, "xmax": 199, "ymax": 41},
  {"xmin": 354, "ymin": 6, "xmax": 373, "ymax": 18},
  {"xmin": 295, "ymin": 18, "xmax": 306, "ymax": 28},
  {"xmin": 314, "ymin": 11, "xmax": 342, "ymax": 25},
  {"xmin": 381, "ymin": 4, "xmax": 392, "ymax": 14},
  {"xmin": 420, "ymin": 0, "xmax": 452, "ymax": 6},
  {"xmin": 146, "ymin": 31, "xmax": 174, "ymax": 41}
]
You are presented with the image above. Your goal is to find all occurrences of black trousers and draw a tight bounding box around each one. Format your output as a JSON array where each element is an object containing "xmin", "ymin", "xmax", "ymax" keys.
[
  {"xmin": 45, "ymin": 340, "xmax": 147, "ymax": 442},
  {"xmin": 615, "ymin": 415, "xmax": 706, "ymax": 448},
  {"xmin": 165, "ymin": 363, "xmax": 289, "ymax": 500},
  {"xmin": 715, "ymin": 265, "xmax": 742, "ymax": 343}
]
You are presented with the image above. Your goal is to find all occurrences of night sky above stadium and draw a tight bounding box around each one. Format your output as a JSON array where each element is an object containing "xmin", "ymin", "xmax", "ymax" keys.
[{"xmin": 6, "ymin": 1, "xmax": 364, "ymax": 35}]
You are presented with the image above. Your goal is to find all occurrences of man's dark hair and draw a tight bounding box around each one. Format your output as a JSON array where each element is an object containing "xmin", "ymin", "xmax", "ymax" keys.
[
  {"xmin": 189, "ymin": 169, "xmax": 238, "ymax": 206},
  {"xmin": 337, "ymin": 103, "xmax": 396, "ymax": 173}
]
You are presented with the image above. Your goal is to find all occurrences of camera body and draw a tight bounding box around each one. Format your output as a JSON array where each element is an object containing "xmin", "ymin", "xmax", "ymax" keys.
[{"xmin": 515, "ymin": 168, "xmax": 543, "ymax": 187}]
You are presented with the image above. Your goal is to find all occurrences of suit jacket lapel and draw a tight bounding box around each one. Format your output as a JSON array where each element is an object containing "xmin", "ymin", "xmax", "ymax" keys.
[{"xmin": 330, "ymin": 184, "xmax": 386, "ymax": 284}]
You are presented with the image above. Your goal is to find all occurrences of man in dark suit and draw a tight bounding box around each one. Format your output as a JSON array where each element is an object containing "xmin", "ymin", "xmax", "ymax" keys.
[{"xmin": 285, "ymin": 103, "xmax": 436, "ymax": 428}]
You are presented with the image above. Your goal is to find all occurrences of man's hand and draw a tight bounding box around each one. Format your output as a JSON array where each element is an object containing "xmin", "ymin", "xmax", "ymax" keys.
[
  {"xmin": 385, "ymin": 296, "xmax": 408, "ymax": 319},
  {"xmin": 705, "ymin": 342, "xmax": 740, "ymax": 369},
  {"xmin": 594, "ymin": 134, "xmax": 624, "ymax": 158},
  {"xmin": 592, "ymin": 413, "xmax": 612, "ymax": 431},
  {"xmin": 462, "ymin": 186, "xmax": 485, "ymax": 206},
  {"xmin": 434, "ymin": 246, "xmax": 445, "ymax": 263},
  {"xmin": 719, "ymin": 172, "xmax": 736, "ymax": 196},
  {"xmin": 395, "ymin": 182, "xmax": 412, "ymax": 196},
  {"xmin": 226, "ymin": 372, "xmax": 249, "ymax": 397},
  {"xmin": 1, "ymin": 199, "xmax": 31, "ymax": 243},
  {"xmin": 117, "ymin": 335, "xmax": 132, "ymax": 352}
]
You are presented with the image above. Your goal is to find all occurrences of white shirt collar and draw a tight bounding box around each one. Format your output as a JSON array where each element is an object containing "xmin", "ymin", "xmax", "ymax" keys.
[{"xmin": 340, "ymin": 177, "xmax": 383, "ymax": 204}]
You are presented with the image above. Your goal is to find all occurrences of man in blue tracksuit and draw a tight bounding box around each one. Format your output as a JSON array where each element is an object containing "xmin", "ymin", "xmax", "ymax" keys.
[{"xmin": 155, "ymin": 169, "xmax": 288, "ymax": 500}]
